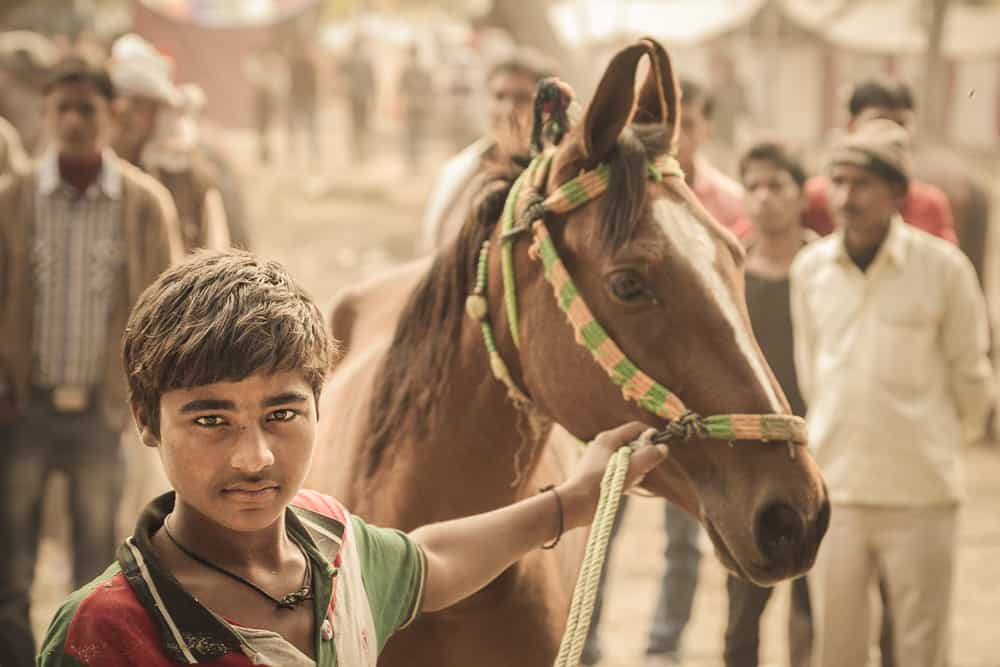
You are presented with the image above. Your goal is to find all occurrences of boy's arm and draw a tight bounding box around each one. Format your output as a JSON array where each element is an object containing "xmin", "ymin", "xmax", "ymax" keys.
[{"xmin": 410, "ymin": 423, "xmax": 668, "ymax": 612}]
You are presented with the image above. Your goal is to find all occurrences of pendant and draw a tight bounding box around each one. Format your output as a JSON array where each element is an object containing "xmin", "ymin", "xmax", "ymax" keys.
[{"xmin": 276, "ymin": 586, "xmax": 313, "ymax": 610}]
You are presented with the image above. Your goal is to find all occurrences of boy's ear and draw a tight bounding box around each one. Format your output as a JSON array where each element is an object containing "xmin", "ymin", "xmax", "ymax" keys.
[{"xmin": 131, "ymin": 402, "xmax": 160, "ymax": 449}]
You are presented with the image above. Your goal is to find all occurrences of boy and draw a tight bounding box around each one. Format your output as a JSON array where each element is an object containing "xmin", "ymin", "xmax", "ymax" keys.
[
  {"xmin": 724, "ymin": 140, "xmax": 815, "ymax": 667},
  {"xmin": 37, "ymin": 250, "xmax": 668, "ymax": 666}
]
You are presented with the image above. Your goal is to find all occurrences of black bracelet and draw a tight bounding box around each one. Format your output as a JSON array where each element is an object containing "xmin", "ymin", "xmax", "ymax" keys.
[{"xmin": 539, "ymin": 484, "xmax": 563, "ymax": 550}]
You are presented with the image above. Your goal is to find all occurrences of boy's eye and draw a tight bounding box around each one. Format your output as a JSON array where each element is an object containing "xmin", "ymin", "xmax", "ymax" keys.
[
  {"xmin": 194, "ymin": 415, "xmax": 226, "ymax": 427},
  {"xmin": 268, "ymin": 409, "xmax": 297, "ymax": 422}
]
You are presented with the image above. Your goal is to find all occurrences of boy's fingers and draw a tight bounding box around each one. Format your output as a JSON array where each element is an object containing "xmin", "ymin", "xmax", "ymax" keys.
[
  {"xmin": 592, "ymin": 422, "xmax": 649, "ymax": 450},
  {"xmin": 630, "ymin": 443, "xmax": 670, "ymax": 475}
]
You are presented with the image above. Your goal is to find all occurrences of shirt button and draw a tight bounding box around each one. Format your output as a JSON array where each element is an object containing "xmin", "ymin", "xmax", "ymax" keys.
[{"xmin": 321, "ymin": 619, "xmax": 333, "ymax": 641}]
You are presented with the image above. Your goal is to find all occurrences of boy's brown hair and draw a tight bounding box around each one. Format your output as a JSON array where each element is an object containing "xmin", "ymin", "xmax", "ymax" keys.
[{"xmin": 123, "ymin": 250, "xmax": 334, "ymax": 434}]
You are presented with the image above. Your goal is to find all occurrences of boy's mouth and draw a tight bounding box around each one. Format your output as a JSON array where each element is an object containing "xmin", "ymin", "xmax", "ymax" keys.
[{"xmin": 222, "ymin": 482, "xmax": 280, "ymax": 501}]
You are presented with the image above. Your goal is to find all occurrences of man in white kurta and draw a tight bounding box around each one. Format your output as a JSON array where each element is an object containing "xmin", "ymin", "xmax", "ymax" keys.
[
  {"xmin": 417, "ymin": 50, "xmax": 553, "ymax": 254},
  {"xmin": 790, "ymin": 119, "xmax": 994, "ymax": 667}
]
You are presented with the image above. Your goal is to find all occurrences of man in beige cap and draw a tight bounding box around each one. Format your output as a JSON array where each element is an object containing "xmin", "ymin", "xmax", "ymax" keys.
[{"xmin": 790, "ymin": 118, "xmax": 994, "ymax": 667}]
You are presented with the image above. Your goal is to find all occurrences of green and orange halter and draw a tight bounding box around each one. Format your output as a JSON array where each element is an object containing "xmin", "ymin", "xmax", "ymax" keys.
[{"xmin": 465, "ymin": 151, "xmax": 808, "ymax": 451}]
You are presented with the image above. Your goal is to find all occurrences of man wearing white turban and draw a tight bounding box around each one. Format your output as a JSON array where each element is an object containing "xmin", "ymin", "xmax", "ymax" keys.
[{"xmin": 108, "ymin": 33, "xmax": 229, "ymax": 253}]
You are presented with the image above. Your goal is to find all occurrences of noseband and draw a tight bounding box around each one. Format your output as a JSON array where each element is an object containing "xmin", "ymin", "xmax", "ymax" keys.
[{"xmin": 465, "ymin": 152, "xmax": 807, "ymax": 452}]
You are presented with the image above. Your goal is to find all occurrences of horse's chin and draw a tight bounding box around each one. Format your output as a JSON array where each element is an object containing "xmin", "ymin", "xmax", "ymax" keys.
[
  {"xmin": 704, "ymin": 518, "xmax": 752, "ymax": 581},
  {"xmin": 705, "ymin": 518, "xmax": 801, "ymax": 587}
]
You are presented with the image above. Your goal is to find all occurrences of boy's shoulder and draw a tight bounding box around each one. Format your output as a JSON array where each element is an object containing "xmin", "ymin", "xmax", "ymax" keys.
[
  {"xmin": 36, "ymin": 561, "xmax": 173, "ymax": 666},
  {"xmin": 291, "ymin": 488, "xmax": 350, "ymax": 521},
  {"xmin": 290, "ymin": 489, "xmax": 351, "ymax": 562}
]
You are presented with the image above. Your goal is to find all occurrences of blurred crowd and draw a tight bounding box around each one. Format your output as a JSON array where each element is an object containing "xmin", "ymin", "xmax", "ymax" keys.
[{"xmin": 0, "ymin": 17, "xmax": 995, "ymax": 667}]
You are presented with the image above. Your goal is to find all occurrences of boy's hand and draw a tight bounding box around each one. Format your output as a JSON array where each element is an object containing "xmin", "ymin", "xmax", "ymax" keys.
[{"xmin": 559, "ymin": 422, "xmax": 671, "ymax": 530}]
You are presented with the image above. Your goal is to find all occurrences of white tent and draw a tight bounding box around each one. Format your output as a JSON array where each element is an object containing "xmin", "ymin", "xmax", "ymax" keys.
[
  {"xmin": 550, "ymin": 0, "xmax": 767, "ymax": 47},
  {"xmin": 781, "ymin": 0, "xmax": 1000, "ymax": 61}
]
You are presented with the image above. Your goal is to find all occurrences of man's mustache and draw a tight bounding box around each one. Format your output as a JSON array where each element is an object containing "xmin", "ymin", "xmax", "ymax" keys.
[{"xmin": 835, "ymin": 204, "xmax": 863, "ymax": 218}]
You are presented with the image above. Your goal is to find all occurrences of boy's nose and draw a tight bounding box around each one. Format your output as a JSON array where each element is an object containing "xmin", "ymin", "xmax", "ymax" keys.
[{"xmin": 230, "ymin": 428, "xmax": 276, "ymax": 472}]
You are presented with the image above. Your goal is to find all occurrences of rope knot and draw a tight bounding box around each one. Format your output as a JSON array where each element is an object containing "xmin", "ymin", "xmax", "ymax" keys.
[
  {"xmin": 519, "ymin": 189, "xmax": 548, "ymax": 227},
  {"xmin": 657, "ymin": 411, "xmax": 709, "ymax": 442}
]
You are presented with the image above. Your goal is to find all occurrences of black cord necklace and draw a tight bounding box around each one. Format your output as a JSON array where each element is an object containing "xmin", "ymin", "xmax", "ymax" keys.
[{"xmin": 162, "ymin": 514, "xmax": 313, "ymax": 611}]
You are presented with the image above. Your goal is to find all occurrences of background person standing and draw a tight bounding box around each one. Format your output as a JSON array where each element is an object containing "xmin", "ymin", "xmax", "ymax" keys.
[
  {"xmin": 397, "ymin": 42, "xmax": 433, "ymax": 169},
  {"xmin": 0, "ymin": 57, "xmax": 181, "ymax": 667},
  {"xmin": 109, "ymin": 33, "xmax": 229, "ymax": 253},
  {"xmin": 417, "ymin": 48, "xmax": 553, "ymax": 254},
  {"xmin": 724, "ymin": 140, "xmax": 815, "ymax": 667},
  {"xmin": 791, "ymin": 119, "xmax": 993, "ymax": 667}
]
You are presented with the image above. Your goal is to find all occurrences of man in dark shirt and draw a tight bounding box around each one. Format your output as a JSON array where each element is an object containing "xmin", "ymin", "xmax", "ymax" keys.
[{"xmin": 723, "ymin": 140, "xmax": 813, "ymax": 667}]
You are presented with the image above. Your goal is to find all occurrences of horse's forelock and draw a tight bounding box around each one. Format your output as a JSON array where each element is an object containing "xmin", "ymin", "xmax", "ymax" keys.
[{"xmin": 598, "ymin": 123, "xmax": 669, "ymax": 251}]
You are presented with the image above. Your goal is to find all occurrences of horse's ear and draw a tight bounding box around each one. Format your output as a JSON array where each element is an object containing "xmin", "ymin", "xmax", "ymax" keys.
[
  {"xmin": 581, "ymin": 42, "xmax": 649, "ymax": 167},
  {"xmin": 633, "ymin": 37, "xmax": 681, "ymax": 148}
]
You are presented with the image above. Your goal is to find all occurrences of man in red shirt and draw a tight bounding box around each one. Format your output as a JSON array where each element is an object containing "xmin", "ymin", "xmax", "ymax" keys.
[
  {"xmin": 677, "ymin": 78, "xmax": 751, "ymax": 240},
  {"xmin": 803, "ymin": 78, "xmax": 956, "ymax": 244}
]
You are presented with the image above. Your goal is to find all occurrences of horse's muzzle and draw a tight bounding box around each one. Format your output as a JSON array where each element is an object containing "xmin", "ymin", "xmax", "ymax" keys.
[{"xmin": 752, "ymin": 492, "xmax": 831, "ymax": 580}]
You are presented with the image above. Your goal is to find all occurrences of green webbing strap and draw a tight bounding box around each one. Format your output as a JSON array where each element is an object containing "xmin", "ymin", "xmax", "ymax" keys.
[
  {"xmin": 500, "ymin": 160, "xmax": 535, "ymax": 349},
  {"xmin": 472, "ymin": 149, "xmax": 806, "ymax": 448}
]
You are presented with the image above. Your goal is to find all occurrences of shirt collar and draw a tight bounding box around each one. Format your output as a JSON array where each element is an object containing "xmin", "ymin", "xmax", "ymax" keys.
[
  {"xmin": 834, "ymin": 214, "xmax": 909, "ymax": 270},
  {"xmin": 37, "ymin": 148, "xmax": 123, "ymax": 199},
  {"xmin": 117, "ymin": 491, "xmax": 342, "ymax": 664}
]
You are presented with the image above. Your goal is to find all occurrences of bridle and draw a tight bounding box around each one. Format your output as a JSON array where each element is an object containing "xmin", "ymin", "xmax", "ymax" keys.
[{"xmin": 464, "ymin": 150, "xmax": 807, "ymax": 452}]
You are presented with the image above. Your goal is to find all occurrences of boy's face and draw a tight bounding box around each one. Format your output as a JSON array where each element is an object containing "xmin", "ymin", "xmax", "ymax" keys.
[
  {"xmin": 742, "ymin": 158, "xmax": 805, "ymax": 236},
  {"xmin": 135, "ymin": 370, "xmax": 317, "ymax": 533}
]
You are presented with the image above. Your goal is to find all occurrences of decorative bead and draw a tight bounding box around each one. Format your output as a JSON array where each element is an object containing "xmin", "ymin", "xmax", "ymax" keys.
[
  {"xmin": 321, "ymin": 618, "xmax": 333, "ymax": 641},
  {"xmin": 465, "ymin": 295, "xmax": 488, "ymax": 321}
]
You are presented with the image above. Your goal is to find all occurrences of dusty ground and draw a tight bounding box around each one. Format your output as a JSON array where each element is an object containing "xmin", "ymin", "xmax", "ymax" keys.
[{"xmin": 30, "ymin": 124, "xmax": 1000, "ymax": 666}]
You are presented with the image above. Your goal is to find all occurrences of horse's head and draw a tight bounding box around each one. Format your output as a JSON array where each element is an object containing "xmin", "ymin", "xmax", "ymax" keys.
[{"xmin": 488, "ymin": 39, "xmax": 828, "ymax": 585}]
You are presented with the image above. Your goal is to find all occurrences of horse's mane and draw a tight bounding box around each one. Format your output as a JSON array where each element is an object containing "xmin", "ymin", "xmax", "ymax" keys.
[{"xmin": 365, "ymin": 125, "xmax": 667, "ymax": 475}]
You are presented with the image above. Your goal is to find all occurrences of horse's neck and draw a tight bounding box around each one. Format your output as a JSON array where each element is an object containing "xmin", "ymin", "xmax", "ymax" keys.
[{"xmin": 369, "ymin": 321, "xmax": 552, "ymax": 529}]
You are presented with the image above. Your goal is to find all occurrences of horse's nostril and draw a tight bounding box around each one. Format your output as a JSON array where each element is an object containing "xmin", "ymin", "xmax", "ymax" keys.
[
  {"xmin": 755, "ymin": 501, "xmax": 806, "ymax": 561},
  {"xmin": 816, "ymin": 495, "xmax": 831, "ymax": 542}
]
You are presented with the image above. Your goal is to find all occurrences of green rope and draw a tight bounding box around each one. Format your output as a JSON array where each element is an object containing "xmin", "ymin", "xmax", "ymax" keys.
[{"xmin": 501, "ymin": 165, "xmax": 533, "ymax": 349}]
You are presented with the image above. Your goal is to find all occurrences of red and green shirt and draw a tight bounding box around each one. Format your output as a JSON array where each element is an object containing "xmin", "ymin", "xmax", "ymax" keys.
[{"xmin": 36, "ymin": 490, "xmax": 425, "ymax": 666}]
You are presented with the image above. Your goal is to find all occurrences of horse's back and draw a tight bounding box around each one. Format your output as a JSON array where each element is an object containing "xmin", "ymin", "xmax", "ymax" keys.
[
  {"xmin": 309, "ymin": 336, "xmax": 391, "ymax": 505},
  {"xmin": 312, "ymin": 257, "xmax": 432, "ymax": 506},
  {"xmin": 329, "ymin": 255, "xmax": 432, "ymax": 356}
]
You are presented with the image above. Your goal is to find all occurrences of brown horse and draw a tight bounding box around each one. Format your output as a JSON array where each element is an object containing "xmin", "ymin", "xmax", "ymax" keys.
[{"xmin": 308, "ymin": 38, "xmax": 828, "ymax": 666}]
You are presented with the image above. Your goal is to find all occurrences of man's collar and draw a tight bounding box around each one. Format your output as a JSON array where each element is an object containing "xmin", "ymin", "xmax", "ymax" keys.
[
  {"xmin": 834, "ymin": 214, "xmax": 909, "ymax": 269},
  {"xmin": 37, "ymin": 148, "xmax": 122, "ymax": 199},
  {"xmin": 117, "ymin": 491, "xmax": 342, "ymax": 664}
]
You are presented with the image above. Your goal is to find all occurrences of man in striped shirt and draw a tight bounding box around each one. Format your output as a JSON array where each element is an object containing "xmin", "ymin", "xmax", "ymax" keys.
[{"xmin": 0, "ymin": 57, "xmax": 181, "ymax": 667}]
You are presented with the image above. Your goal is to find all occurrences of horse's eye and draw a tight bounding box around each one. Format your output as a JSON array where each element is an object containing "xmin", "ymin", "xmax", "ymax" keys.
[{"xmin": 608, "ymin": 271, "xmax": 650, "ymax": 302}]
